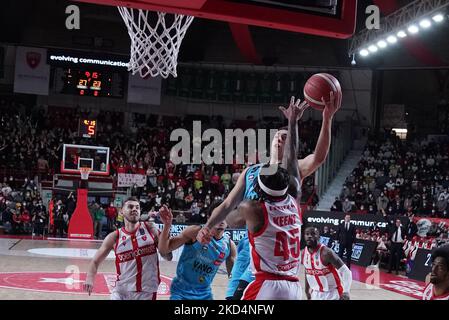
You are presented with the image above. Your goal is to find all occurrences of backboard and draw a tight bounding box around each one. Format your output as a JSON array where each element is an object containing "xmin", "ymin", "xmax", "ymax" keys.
[
  {"xmin": 76, "ymin": 0, "xmax": 357, "ymax": 39},
  {"xmin": 61, "ymin": 144, "xmax": 110, "ymax": 176}
]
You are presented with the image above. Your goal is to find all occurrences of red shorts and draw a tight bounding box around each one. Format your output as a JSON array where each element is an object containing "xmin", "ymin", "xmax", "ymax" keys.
[{"xmin": 242, "ymin": 272, "xmax": 302, "ymax": 300}]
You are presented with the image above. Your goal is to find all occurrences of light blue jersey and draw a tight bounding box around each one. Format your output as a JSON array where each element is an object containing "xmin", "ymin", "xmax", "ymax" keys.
[
  {"xmin": 170, "ymin": 234, "xmax": 231, "ymax": 300},
  {"xmin": 225, "ymin": 164, "xmax": 262, "ymax": 298}
]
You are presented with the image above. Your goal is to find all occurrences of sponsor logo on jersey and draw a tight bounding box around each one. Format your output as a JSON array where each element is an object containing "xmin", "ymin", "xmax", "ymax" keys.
[
  {"xmin": 116, "ymin": 244, "xmax": 157, "ymax": 262},
  {"xmin": 305, "ymin": 268, "xmax": 332, "ymax": 276}
]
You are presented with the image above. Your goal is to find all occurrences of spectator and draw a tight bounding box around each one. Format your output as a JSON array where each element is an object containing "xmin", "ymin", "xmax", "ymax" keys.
[
  {"xmin": 386, "ymin": 217, "xmax": 406, "ymax": 275},
  {"xmin": 21, "ymin": 209, "xmax": 32, "ymax": 233},
  {"xmin": 53, "ymin": 200, "xmax": 66, "ymax": 238},
  {"xmin": 376, "ymin": 192, "xmax": 389, "ymax": 213},
  {"xmin": 406, "ymin": 215, "xmax": 418, "ymax": 239},
  {"xmin": 105, "ymin": 203, "xmax": 118, "ymax": 233},
  {"xmin": 221, "ymin": 167, "xmax": 232, "ymax": 192},
  {"xmin": 331, "ymin": 197, "xmax": 342, "ymax": 212},
  {"xmin": 342, "ymin": 198, "xmax": 352, "ymax": 213},
  {"xmin": 175, "ymin": 212, "xmax": 186, "ymax": 224},
  {"xmin": 93, "ymin": 203, "xmax": 105, "ymax": 239}
]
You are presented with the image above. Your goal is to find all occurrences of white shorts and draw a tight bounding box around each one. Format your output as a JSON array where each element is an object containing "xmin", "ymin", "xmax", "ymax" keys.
[
  {"xmin": 242, "ymin": 274, "xmax": 302, "ymax": 300},
  {"xmin": 111, "ymin": 291, "xmax": 157, "ymax": 300},
  {"xmin": 311, "ymin": 289, "xmax": 340, "ymax": 300}
]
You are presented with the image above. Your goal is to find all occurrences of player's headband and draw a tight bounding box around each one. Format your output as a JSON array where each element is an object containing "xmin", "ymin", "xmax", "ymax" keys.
[{"xmin": 257, "ymin": 174, "xmax": 288, "ymax": 197}]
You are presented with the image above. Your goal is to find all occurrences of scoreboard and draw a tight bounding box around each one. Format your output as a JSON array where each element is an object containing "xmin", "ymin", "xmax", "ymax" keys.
[{"xmin": 55, "ymin": 67, "xmax": 125, "ymax": 98}]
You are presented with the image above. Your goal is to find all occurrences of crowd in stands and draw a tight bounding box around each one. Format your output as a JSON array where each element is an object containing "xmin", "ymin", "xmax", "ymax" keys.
[
  {"xmin": 332, "ymin": 131, "xmax": 449, "ymax": 219},
  {"xmin": 0, "ymin": 97, "xmax": 320, "ymax": 235}
]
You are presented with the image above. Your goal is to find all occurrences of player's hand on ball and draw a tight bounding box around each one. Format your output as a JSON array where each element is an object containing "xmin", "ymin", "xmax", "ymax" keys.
[
  {"xmin": 340, "ymin": 292, "xmax": 350, "ymax": 300},
  {"xmin": 159, "ymin": 205, "xmax": 173, "ymax": 226},
  {"xmin": 279, "ymin": 96, "xmax": 309, "ymax": 122},
  {"xmin": 322, "ymin": 91, "xmax": 341, "ymax": 119},
  {"xmin": 196, "ymin": 226, "xmax": 212, "ymax": 245},
  {"xmin": 83, "ymin": 280, "xmax": 94, "ymax": 296}
]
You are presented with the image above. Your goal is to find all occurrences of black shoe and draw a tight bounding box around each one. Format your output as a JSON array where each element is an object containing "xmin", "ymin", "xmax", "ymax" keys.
[{"xmin": 387, "ymin": 270, "xmax": 392, "ymax": 273}]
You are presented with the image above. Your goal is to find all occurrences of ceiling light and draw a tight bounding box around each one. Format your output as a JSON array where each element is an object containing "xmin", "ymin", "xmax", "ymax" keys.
[
  {"xmin": 419, "ymin": 19, "xmax": 431, "ymax": 28},
  {"xmin": 387, "ymin": 35, "xmax": 397, "ymax": 44},
  {"xmin": 397, "ymin": 30, "xmax": 407, "ymax": 38},
  {"xmin": 377, "ymin": 40, "xmax": 387, "ymax": 48},
  {"xmin": 368, "ymin": 45, "xmax": 378, "ymax": 53},
  {"xmin": 408, "ymin": 25, "xmax": 419, "ymax": 34},
  {"xmin": 433, "ymin": 14, "xmax": 444, "ymax": 23}
]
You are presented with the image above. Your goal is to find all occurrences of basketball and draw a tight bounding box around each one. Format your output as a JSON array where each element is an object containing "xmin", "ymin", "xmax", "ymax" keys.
[{"xmin": 303, "ymin": 73, "xmax": 342, "ymax": 110}]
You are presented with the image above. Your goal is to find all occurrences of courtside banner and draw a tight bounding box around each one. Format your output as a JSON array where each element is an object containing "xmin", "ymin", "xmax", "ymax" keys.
[
  {"xmin": 408, "ymin": 248, "xmax": 432, "ymax": 282},
  {"xmin": 117, "ymin": 173, "xmax": 147, "ymax": 187},
  {"xmin": 319, "ymin": 236, "xmax": 377, "ymax": 267},
  {"xmin": 14, "ymin": 46, "xmax": 50, "ymax": 95},
  {"xmin": 304, "ymin": 211, "xmax": 408, "ymax": 231}
]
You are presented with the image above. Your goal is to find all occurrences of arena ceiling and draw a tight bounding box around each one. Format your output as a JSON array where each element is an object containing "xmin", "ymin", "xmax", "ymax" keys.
[{"xmin": 0, "ymin": 0, "xmax": 448, "ymax": 69}]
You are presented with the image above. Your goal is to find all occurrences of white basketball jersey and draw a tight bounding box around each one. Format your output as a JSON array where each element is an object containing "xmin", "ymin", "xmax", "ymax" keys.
[
  {"xmin": 301, "ymin": 244, "xmax": 343, "ymax": 294},
  {"xmin": 422, "ymin": 283, "xmax": 449, "ymax": 300},
  {"xmin": 248, "ymin": 194, "xmax": 302, "ymax": 277},
  {"xmin": 114, "ymin": 222, "xmax": 160, "ymax": 293}
]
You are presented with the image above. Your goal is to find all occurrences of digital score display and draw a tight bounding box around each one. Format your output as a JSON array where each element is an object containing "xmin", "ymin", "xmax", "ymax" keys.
[
  {"xmin": 77, "ymin": 71, "xmax": 104, "ymax": 96},
  {"xmin": 58, "ymin": 68, "xmax": 124, "ymax": 98},
  {"xmin": 79, "ymin": 119, "xmax": 97, "ymax": 138}
]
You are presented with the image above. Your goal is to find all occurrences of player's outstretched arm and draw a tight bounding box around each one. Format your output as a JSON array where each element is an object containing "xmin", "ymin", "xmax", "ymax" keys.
[
  {"xmin": 84, "ymin": 231, "xmax": 117, "ymax": 296},
  {"xmin": 158, "ymin": 212, "xmax": 201, "ymax": 256},
  {"xmin": 279, "ymin": 96, "xmax": 308, "ymax": 185},
  {"xmin": 298, "ymin": 91, "xmax": 341, "ymax": 179},
  {"xmin": 197, "ymin": 168, "xmax": 248, "ymax": 244},
  {"xmin": 226, "ymin": 240, "xmax": 237, "ymax": 277},
  {"xmin": 322, "ymin": 246, "xmax": 352, "ymax": 300}
]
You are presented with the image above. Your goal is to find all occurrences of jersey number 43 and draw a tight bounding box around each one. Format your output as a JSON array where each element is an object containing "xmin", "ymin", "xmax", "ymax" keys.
[{"xmin": 274, "ymin": 228, "xmax": 301, "ymax": 261}]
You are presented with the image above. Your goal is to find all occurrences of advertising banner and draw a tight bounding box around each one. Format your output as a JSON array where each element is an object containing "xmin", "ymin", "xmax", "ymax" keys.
[
  {"xmin": 14, "ymin": 46, "xmax": 50, "ymax": 95},
  {"xmin": 408, "ymin": 248, "xmax": 432, "ymax": 282},
  {"xmin": 117, "ymin": 174, "xmax": 147, "ymax": 188}
]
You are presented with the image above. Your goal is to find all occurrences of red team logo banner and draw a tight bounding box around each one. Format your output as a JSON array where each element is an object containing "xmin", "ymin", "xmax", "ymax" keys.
[
  {"xmin": 26, "ymin": 52, "xmax": 41, "ymax": 69},
  {"xmin": 0, "ymin": 272, "xmax": 171, "ymax": 296}
]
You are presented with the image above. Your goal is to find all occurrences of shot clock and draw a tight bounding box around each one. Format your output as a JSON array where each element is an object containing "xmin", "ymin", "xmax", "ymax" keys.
[{"xmin": 79, "ymin": 119, "xmax": 97, "ymax": 138}]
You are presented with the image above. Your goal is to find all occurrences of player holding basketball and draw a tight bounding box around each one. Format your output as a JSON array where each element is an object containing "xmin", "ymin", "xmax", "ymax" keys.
[
  {"xmin": 83, "ymin": 197, "xmax": 172, "ymax": 300},
  {"xmin": 199, "ymin": 90, "xmax": 341, "ymax": 299},
  {"xmin": 422, "ymin": 244, "xmax": 449, "ymax": 300},
  {"xmin": 302, "ymin": 227, "xmax": 352, "ymax": 300},
  {"xmin": 158, "ymin": 202, "xmax": 237, "ymax": 300}
]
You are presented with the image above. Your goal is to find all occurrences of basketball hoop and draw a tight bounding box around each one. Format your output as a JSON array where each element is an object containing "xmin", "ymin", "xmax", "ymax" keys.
[
  {"xmin": 80, "ymin": 167, "xmax": 91, "ymax": 181},
  {"xmin": 118, "ymin": 7, "xmax": 195, "ymax": 79}
]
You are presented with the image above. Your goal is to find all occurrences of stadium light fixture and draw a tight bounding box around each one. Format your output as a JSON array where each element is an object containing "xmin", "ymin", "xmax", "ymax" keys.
[
  {"xmin": 408, "ymin": 25, "xmax": 419, "ymax": 34},
  {"xmin": 387, "ymin": 35, "xmax": 398, "ymax": 44},
  {"xmin": 349, "ymin": 0, "xmax": 449, "ymax": 60},
  {"xmin": 433, "ymin": 14, "xmax": 444, "ymax": 22},
  {"xmin": 377, "ymin": 40, "xmax": 387, "ymax": 48},
  {"xmin": 419, "ymin": 19, "xmax": 432, "ymax": 28},
  {"xmin": 359, "ymin": 49, "xmax": 369, "ymax": 57},
  {"xmin": 368, "ymin": 45, "xmax": 378, "ymax": 53},
  {"xmin": 397, "ymin": 30, "xmax": 407, "ymax": 38}
]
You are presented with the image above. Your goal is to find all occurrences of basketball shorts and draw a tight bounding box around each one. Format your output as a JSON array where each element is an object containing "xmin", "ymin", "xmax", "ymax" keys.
[
  {"xmin": 110, "ymin": 291, "xmax": 157, "ymax": 300},
  {"xmin": 242, "ymin": 273, "xmax": 302, "ymax": 300},
  {"xmin": 311, "ymin": 289, "xmax": 340, "ymax": 300}
]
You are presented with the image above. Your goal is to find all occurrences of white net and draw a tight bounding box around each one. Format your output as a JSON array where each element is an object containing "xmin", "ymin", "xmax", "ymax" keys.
[
  {"xmin": 118, "ymin": 7, "xmax": 195, "ymax": 79},
  {"xmin": 80, "ymin": 168, "xmax": 91, "ymax": 181}
]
